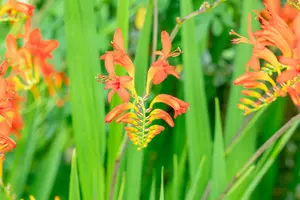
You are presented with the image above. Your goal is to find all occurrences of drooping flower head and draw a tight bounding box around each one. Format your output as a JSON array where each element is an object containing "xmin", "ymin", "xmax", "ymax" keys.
[
  {"xmin": 97, "ymin": 29, "xmax": 188, "ymax": 150},
  {"xmin": 231, "ymin": 4, "xmax": 300, "ymax": 115}
]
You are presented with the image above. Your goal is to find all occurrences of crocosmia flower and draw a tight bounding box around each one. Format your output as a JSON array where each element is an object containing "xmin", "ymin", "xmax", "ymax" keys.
[
  {"xmin": 231, "ymin": 4, "xmax": 300, "ymax": 115},
  {"xmin": 0, "ymin": 1, "xmax": 63, "ymax": 159},
  {"xmin": 97, "ymin": 29, "xmax": 189, "ymax": 150}
]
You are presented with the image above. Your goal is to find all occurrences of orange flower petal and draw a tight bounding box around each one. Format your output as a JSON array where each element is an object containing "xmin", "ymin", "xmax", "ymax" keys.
[
  {"xmin": 276, "ymin": 69, "xmax": 297, "ymax": 83},
  {"xmin": 0, "ymin": 133, "xmax": 16, "ymax": 154},
  {"xmin": 149, "ymin": 109, "xmax": 174, "ymax": 127},
  {"xmin": 161, "ymin": 31, "xmax": 171, "ymax": 56},
  {"xmin": 150, "ymin": 94, "xmax": 189, "ymax": 118},
  {"xmin": 104, "ymin": 54, "xmax": 115, "ymax": 75},
  {"xmin": 113, "ymin": 28, "xmax": 125, "ymax": 51},
  {"xmin": 105, "ymin": 103, "xmax": 138, "ymax": 123}
]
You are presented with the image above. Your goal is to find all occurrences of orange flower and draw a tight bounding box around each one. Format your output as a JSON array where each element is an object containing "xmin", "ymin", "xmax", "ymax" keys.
[
  {"xmin": 262, "ymin": 0, "xmax": 299, "ymax": 26},
  {"xmin": 5, "ymin": 34, "xmax": 32, "ymax": 69},
  {"xmin": 105, "ymin": 103, "xmax": 138, "ymax": 123},
  {"xmin": 100, "ymin": 28, "xmax": 135, "ymax": 78},
  {"xmin": 150, "ymin": 94, "xmax": 189, "ymax": 118},
  {"xmin": 24, "ymin": 29, "xmax": 59, "ymax": 60},
  {"xmin": 0, "ymin": 133, "xmax": 16, "ymax": 155},
  {"xmin": 98, "ymin": 54, "xmax": 134, "ymax": 103},
  {"xmin": 104, "ymin": 75, "xmax": 133, "ymax": 103},
  {"xmin": 148, "ymin": 109, "xmax": 174, "ymax": 127},
  {"xmin": 0, "ymin": 0, "xmax": 34, "ymax": 18},
  {"xmin": 232, "ymin": 4, "xmax": 300, "ymax": 114},
  {"xmin": 147, "ymin": 60, "xmax": 179, "ymax": 85},
  {"xmin": 146, "ymin": 31, "xmax": 182, "ymax": 94}
]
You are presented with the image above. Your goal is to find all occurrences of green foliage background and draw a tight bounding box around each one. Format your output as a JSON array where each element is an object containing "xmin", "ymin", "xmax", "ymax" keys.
[{"xmin": 1, "ymin": 0, "xmax": 300, "ymax": 199}]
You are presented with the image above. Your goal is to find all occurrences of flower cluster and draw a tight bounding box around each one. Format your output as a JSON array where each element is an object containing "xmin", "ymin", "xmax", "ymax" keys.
[
  {"xmin": 230, "ymin": 2, "xmax": 300, "ymax": 115},
  {"xmin": 0, "ymin": 0, "xmax": 61, "ymax": 158},
  {"xmin": 97, "ymin": 29, "xmax": 189, "ymax": 150}
]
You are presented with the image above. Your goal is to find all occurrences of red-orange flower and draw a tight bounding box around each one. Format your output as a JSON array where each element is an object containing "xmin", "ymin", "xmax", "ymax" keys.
[
  {"xmin": 150, "ymin": 94, "xmax": 189, "ymax": 118},
  {"xmin": 146, "ymin": 31, "xmax": 182, "ymax": 94},
  {"xmin": 232, "ymin": 4, "xmax": 300, "ymax": 114},
  {"xmin": 98, "ymin": 54, "xmax": 134, "ymax": 103},
  {"xmin": 100, "ymin": 28, "xmax": 135, "ymax": 78},
  {"xmin": 261, "ymin": 0, "xmax": 299, "ymax": 27},
  {"xmin": 0, "ymin": 133, "xmax": 16, "ymax": 155},
  {"xmin": 0, "ymin": 0, "xmax": 34, "ymax": 18},
  {"xmin": 148, "ymin": 109, "xmax": 174, "ymax": 127},
  {"xmin": 105, "ymin": 103, "xmax": 138, "ymax": 123}
]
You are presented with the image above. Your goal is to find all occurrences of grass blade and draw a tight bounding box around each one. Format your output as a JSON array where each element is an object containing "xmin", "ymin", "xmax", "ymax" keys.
[
  {"xmin": 31, "ymin": 125, "xmax": 68, "ymax": 200},
  {"xmin": 241, "ymin": 121, "xmax": 299, "ymax": 199},
  {"xmin": 186, "ymin": 156, "xmax": 206, "ymax": 200},
  {"xmin": 180, "ymin": 0, "xmax": 212, "ymax": 195},
  {"xmin": 150, "ymin": 171, "xmax": 156, "ymax": 200},
  {"xmin": 210, "ymin": 98, "xmax": 227, "ymax": 200},
  {"xmin": 64, "ymin": 0, "xmax": 106, "ymax": 198},
  {"xmin": 69, "ymin": 150, "xmax": 81, "ymax": 200},
  {"xmin": 159, "ymin": 167, "xmax": 164, "ymax": 200}
]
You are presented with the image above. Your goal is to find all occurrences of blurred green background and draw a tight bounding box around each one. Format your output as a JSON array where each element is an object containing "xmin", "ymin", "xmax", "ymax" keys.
[{"xmin": 1, "ymin": 0, "xmax": 300, "ymax": 199}]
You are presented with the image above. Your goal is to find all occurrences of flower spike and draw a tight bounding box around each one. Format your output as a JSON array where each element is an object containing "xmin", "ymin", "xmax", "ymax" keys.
[
  {"xmin": 98, "ymin": 29, "xmax": 188, "ymax": 150},
  {"xmin": 231, "ymin": 3, "xmax": 300, "ymax": 114}
]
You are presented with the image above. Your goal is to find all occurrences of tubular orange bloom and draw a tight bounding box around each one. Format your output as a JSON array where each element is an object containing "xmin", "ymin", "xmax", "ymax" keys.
[
  {"xmin": 232, "ymin": 3, "xmax": 300, "ymax": 114},
  {"xmin": 98, "ymin": 53, "xmax": 135, "ymax": 103},
  {"xmin": 104, "ymin": 75, "xmax": 133, "ymax": 103},
  {"xmin": 105, "ymin": 103, "xmax": 138, "ymax": 123},
  {"xmin": 262, "ymin": 0, "xmax": 299, "ymax": 26},
  {"xmin": 150, "ymin": 94, "xmax": 189, "ymax": 118},
  {"xmin": 0, "ymin": 0, "xmax": 34, "ymax": 18},
  {"xmin": 147, "ymin": 60, "xmax": 180, "ymax": 85},
  {"xmin": 5, "ymin": 34, "xmax": 32, "ymax": 69},
  {"xmin": 24, "ymin": 28, "xmax": 59, "ymax": 60},
  {"xmin": 148, "ymin": 109, "xmax": 174, "ymax": 127},
  {"xmin": 155, "ymin": 31, "xmax": 182, "ymax": 58},
  {"xmin": 146, "ymin": 31, "xmax": 182, "ymax": 94},
  {"xmin": 116, "ymin": 112, "xmax": 139, "ymax": 126},
  {"xmin": 100, "ymin": 28, "xmax": 135, "ymax": 78},
  {"xmin": 0, "ymin": 133, "xmax": 16, "ymax": 155}
]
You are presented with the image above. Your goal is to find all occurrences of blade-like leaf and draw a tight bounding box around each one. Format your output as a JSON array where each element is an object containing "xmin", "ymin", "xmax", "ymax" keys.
[
  {"xmin": 210, "ymin": 98, "xmax": 227, "ymax": 200},
  {"xmin": 150, "ymin": 171, "xmax": 156, "ymax": 200},
  {"xmin": 69, "ymin": 150, "xmax": 81, "ymax": 200},
  {"xmin": 64, "ymin": 0, "xmax": 106, "ymax": 198},
  {"xmin": 31, "ymin": 125, "xmax": 68, "ymax": 200},
  {"xmin": 160, "ymin": 167, "xmax": 164, "ymax": 200},
  {"xmin": 180, "ymin": 0, "xmax": 212, "ymax": 195},
  {"xmin": 241, "ymin": 121, "xmax": 299, "ymax": 199},
  {"xmin": 186, "ymin": 156, "xmax": 206, "ymax": 200}
]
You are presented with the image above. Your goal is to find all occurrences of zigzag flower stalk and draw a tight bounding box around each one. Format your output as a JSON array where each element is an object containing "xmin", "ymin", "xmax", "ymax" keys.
[
  {"xmin": 230, "ymin": 3, "xmax": 300, "ymax": 115},
  {"xmin": 97, "ymin": 29, "xmax": 189, "ymax": 150},
  {"xmin": 0, "ymin": 0, "xmax": 62, "ymax": 161}
]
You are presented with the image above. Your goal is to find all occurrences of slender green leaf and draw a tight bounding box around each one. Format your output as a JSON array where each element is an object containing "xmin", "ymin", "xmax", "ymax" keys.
[
  {"xmin": 160, "ymin": 167, "xmax": 164, "ymax": 200},
  {"xmin": 186, "ymin": 156, "xmax": 206, "ymax": 200},
  {"xmin": 224, "ymin": 1, "xmax": 261, "ymax": 198},
  {"xmin": 64, "ymin": 0, "xmax": 105, "ymax": 199},
  {"xmin": 180, "ymin": 0, "xmax": 212, "ymax": 195},
  {"xmin": 210, "ymin": 99, "xmax": 227, "ymax": 200},
  {"xmin": 150, "ymin": 171, "xmax": 156, "ymax": 200},
  {"xmin": 31, "ymin": 125, "xmax": 68, "ymax": 200},
  {"xmin": 117, "ymin": 173, "xmax": 126, "ymax": 200},
  {"xmin": 69, "ymin": 150, "xmax": 81, "ymax": 200},
  {"xmin": 241, "ymin": 121, "xmax": 299, "ymax": 199}
]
